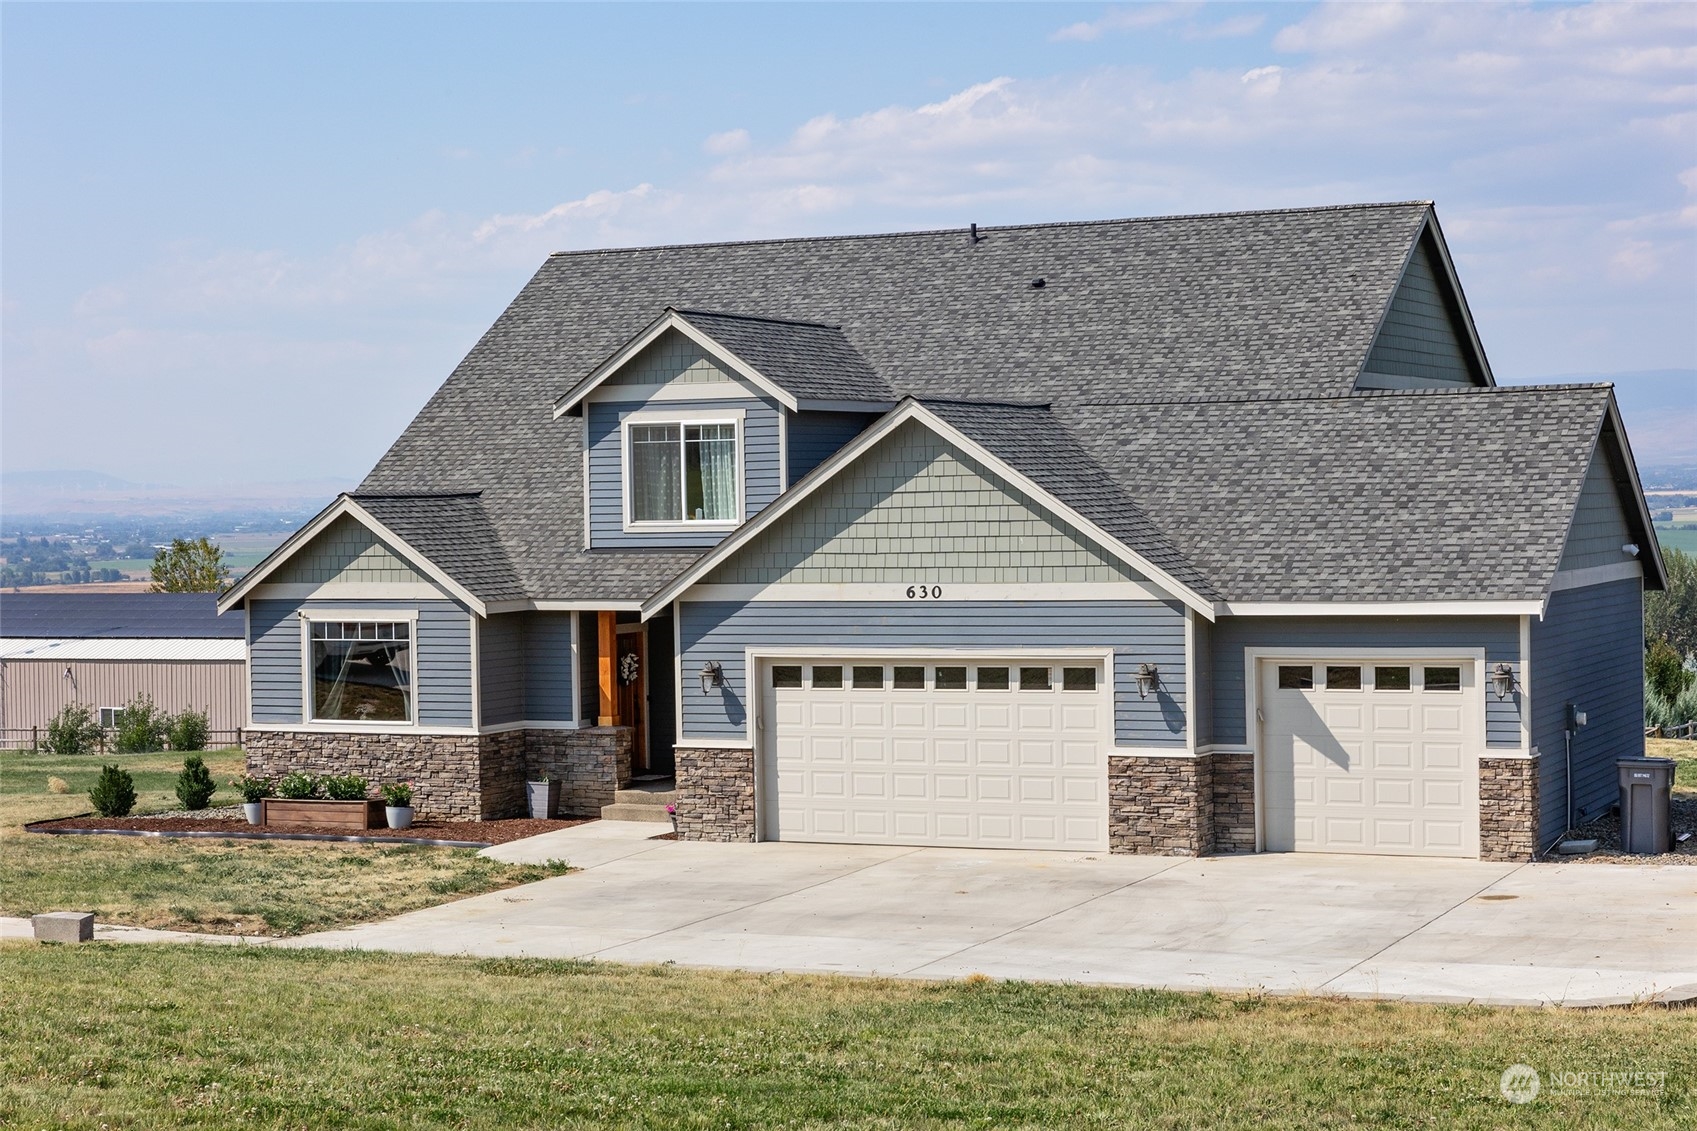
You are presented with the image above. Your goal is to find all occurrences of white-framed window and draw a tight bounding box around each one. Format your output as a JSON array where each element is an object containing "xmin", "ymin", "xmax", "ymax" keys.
[
  {"xmin": 306, "ymin": 618, "xmax": 414, "ymax": 724},
  {"xmin": 622, "ymin": 412, "xmax": 742, "ymax": 530},
  {"xmin": 98, "ymin": 707, "xmax": 120, "ymax": 729}
]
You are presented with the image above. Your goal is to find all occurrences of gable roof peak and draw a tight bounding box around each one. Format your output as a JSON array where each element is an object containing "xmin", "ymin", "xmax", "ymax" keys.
[{"xmin": 669, "ymin": 307, "xmax": 843, "ymax": 331}]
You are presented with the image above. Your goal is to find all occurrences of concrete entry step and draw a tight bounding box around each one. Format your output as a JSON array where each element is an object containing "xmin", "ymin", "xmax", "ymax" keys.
[
  {"xmin": 602, "ymin": 777, "xmax": 676, "ymax": 822},
  {"xmin": 599, "ymin": 802, "xmax": 674, "ymax": 823}
]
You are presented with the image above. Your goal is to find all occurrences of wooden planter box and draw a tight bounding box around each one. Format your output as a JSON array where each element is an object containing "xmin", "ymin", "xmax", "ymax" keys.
[{"xmin": 260, "ymin": 798, "xmax": 384, "ymax": 831}]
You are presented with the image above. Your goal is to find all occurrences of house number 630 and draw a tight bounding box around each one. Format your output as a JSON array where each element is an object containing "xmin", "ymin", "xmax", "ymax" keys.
[{"xmin": 905, "ymin": 585, "xmax": 943, "ymax": 599}]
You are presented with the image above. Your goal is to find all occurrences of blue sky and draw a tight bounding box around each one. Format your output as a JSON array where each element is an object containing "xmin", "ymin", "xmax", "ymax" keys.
[{"xmin": 3, "ymin": 1, "xmax": 1694, "ymax": 489}]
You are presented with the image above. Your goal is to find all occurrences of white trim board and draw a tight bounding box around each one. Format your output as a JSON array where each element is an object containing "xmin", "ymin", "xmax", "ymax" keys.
[
  {"xmin": 1216, "ymin": 600, "xmax": 1544, "ymax": 617},
  {"xmin": 1548, "ymin": 560, "xmax": 1643, "ymax": 594},
  {"xmin": 643, "ymin": 399, "xmax": 1216, "ymax": 621}
]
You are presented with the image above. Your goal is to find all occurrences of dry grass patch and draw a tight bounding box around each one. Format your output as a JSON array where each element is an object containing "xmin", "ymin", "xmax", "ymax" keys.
[{"xmin": 1, "ymin": 945, "xmax": 1692, "ymax": 1129}]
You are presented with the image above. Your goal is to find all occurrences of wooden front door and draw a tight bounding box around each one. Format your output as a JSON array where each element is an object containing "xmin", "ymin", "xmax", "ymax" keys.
[{"xmin": 616, "ymin": 630, "xmax": 648, "ymax": 774}]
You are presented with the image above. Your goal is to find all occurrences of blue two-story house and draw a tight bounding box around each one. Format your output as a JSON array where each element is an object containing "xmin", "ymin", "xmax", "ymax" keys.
[{"xmin": 219, "ymin": 202, "xmax": 1665, "ymax": 861}]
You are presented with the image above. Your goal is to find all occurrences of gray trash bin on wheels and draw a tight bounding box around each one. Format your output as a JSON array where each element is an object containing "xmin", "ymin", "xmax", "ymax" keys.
[{"xmin": 1617, "ymin": 757, "xmax": 1675, "ymax": 855}]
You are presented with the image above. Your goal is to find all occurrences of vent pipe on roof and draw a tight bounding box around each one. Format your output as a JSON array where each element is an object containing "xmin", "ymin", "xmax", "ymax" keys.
[{"xmin": 969, "ymin": 223, "xmax": 981, "ymax": 245}]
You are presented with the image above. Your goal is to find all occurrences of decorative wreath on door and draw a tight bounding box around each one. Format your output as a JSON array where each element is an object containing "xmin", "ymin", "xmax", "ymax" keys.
[{"xmin": 618, "ymin": 652, "xmax": 641, "ymax": 685}]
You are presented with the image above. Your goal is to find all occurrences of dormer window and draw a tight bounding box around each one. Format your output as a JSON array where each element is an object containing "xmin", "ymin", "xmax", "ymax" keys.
[{"xmin": 624, "ymin": 412, "xmax": 742, "ymax": 529}]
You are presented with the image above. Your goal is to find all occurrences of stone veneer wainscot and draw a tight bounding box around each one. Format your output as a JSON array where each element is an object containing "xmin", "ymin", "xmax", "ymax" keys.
[
  {"xmin": 1109, "ymin": 753, "xmax": 1214, "ymax": 856},
  {"xmin": 245, "ymin": 727, "xmax": 632, "ymax": 821},
  {"xmin": 673, "ymin": 746, "xmax": 757, "ymax": 841},
  {"xmin": 1478, "ymin": 754, "xmax": 1540, "ymax": 862}
]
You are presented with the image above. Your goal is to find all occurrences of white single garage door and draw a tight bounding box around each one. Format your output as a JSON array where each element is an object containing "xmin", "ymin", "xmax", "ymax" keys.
[
  {"xmin": 758, "ymin": 658, "xmax": 1109, "ymax": 851},
  {"xmin": 1260, "ymin": 659, "xmax": 1480, "ymax": 857}
]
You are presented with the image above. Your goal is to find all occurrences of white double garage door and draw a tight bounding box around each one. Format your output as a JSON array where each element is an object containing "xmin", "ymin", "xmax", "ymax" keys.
[
  {"xmin": 754, "ymin": 653, "xmax": 1485, "ymax": 858},
  {"xmin": 757, "ymin": 656, "xmax": 1113, "ymax": 852}
]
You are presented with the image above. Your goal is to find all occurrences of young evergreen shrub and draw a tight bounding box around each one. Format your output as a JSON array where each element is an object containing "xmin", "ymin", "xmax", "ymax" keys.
[
  {"xmin": 113, "ymin": 694, "xmax": 169, "ymax": 753},
  {"xmin": 1646, "ymin": 638, "xmax": 1693, "ymax": 705},
  {"xmin": 1674, "ymin": 679, "xmax": 1697, "ymax": 730},
  {"xmin": 321, "ymin": 774, "xmax": 368, "ymax": 801},
  {"xmin": 167, "ymin": 708, "xmax": 210, "ymax": 752},
  {"xmin": 89, "ymin": 764, "xmax": 137, "ymax": 817},
  {"xmin": 175, "ymin": 754, "xmax": 217, "ymax": 810},
  {"xmin": 276, "ymin": 771, "xmax": 317, "ymax": 799},
  {"xmin": 44, "ymin": 703, "xmax": 102, "ymax": 756}
]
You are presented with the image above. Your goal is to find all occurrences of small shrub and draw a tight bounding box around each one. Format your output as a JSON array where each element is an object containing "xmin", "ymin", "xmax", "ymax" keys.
[
  {"xmin": 175, "ymin": 754, "xmax": 217, "ymax": 810},
  {"xmin": 322, "ymin": 774, "xmax": 369, "ymax": 801},
  {"xmin": 43, "ymin": 703, "xmax": 102, "ymax": 757},
  {"xmin": 276, "ymin": 771, "xmax": 317, "ymax": 800},
  {"xmin": 47, "ymin": 776, "xmax": 70, "ymax": 794},
  {"xmin": 1646, "ymin": 681, "xmax": 1673, "ymax": 730},
  {"xmin": 113, "ymin": 694, "xmax": 169, "ymax": 754},
  {"xmin": 89, "ymin": 764, "xmax": 137, "ymax": 817},
  {"xmin": 1674, "ymin": 679, "xmax": 1697, "ymax": 729},
  {"xmin": 380, "ymin": 781, "xmax": 413, "ymax": 807},
  {"xmin": 167, "ymin": 708, "xmax": 210, "ymax": 752},
  {"xmin": 1646, "ymin": 638, "xmax": 1693, "ymax": 706},
  {"xmin": 229, "ymin": 775, "xmax": 274, "ymax": 803}
]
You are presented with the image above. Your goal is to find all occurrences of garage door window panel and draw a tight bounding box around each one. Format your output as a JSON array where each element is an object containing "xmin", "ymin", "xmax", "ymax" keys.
[
  {"xmin": 1375, "ymin": 666, "xmax": 1411, "ymax": 691},
  {"xmin": 1423, "ymin": 666, "xmax": 1461, "ymax": 692},
  {"xmin": 935, "ymin": 666, "xmax": 967, "ymax": 690},
  {"xmin": 1325, "ymin": 666, "xmax": 1361, "ymax": 690},
  {"xmin": 1278, "ymin": 665, "xmax": 1314, "ymax": 690},
  {"xmin": 1020, "ymin": 667, "xmax": 1052, "ymax": 691},
  {"xmin": 976, "ymin": 667, "xmax": 1009, "ymax": 690},
  {"xmin": 811, "ymin": 665, "xmax": 842, "ymax": 688}
]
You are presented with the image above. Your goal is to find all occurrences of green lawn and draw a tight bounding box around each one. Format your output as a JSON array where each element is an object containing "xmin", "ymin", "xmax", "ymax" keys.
[
  {"xmin": 1, "ymin": 946, "xmax": 1691, "ymax": 1130},
  {"xmin": 1646, "ymin": 738, "xmax": 1697, "ymax": 792},
  {"xmin": 0, "ymin": 749, "xmax": 568, "ymax": 935}
]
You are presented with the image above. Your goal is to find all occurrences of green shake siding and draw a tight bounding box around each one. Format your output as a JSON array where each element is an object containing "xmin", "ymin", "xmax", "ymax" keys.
[{"xmin": 709, "ymin": 420, "xmax": 1146, "ymax": 586}]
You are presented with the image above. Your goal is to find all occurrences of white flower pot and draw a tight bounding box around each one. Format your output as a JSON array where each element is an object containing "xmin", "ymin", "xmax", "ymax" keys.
[
  {"xmin": 386, "ymin": 805, "xmax": 415, "ymax": 830},
  {"xmin": 243, "ymin": 802, "xmax": 263, "ymax": 825}
]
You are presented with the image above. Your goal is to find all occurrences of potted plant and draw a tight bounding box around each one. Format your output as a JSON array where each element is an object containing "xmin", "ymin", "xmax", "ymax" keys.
[
  {"xmin": 381, "ymin": 782, "xmax": 415, "ymax": 830},
  {"xmin": 230, "ymin": 775, "xmax": 274, "ymax": 824},
  {"xmin": 527, "ymin": 774, "xmax": 560, "ymax": 820},
  {"xmin": 666, "ymin": 803, "xmax": 678, "ymax": 835}
]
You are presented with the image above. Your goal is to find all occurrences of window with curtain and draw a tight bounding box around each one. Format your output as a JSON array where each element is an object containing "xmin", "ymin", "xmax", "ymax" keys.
[
  {"xmin": 628, "ymin": 420, "xmax": 738, "ymax": 523},
  {"xmin": 309, "ymin": 620, "xmax": 412, "ymax": 722}
]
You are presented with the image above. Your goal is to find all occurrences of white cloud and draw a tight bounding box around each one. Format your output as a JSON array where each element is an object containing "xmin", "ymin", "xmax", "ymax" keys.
[
  {"xmin": 1051, "ymin": 3, "xmax": 1198, "ymax": 43},
  {"xmin": 703, "ymin": 128, "xmax": 751, "ymax": 155}
]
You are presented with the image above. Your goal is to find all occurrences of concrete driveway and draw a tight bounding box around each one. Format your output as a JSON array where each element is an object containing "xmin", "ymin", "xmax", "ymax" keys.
[{"xmin": 282, "ymin": 823, "xmax": 1697, "ymax": 1007}]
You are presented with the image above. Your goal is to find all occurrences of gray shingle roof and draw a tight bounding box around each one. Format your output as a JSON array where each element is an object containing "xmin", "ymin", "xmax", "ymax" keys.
[
  {"xmin": 362, "ymin": 202, "xmax": 1434, "ymax": 601},
  {"xmin": 351, "ymin": 493, "xmax": 528, "ymax": 604},
  {"xmin": 919, "ymin": 399, "xmax": 1217, "ymax": 599},
  {"xmin": 669, "ymin": 310, "xmax": 893, "ymax": 403},
  {"xmin": 1053, "ymin": 384, "xmax": 1621, "ymax": 603},
  {"xmin": 0, "ymin": 593, "xmax": 243, "ymax": 639}
]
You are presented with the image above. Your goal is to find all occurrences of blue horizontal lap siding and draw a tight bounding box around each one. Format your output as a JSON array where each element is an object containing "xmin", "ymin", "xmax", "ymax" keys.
[
  {"xmin": 677, "ymin": 600, "xmax": 1187, "ymax": 746},
  {"xmin": 479, "ymin": 614, "xmax": 524, "ymax": 727},
  {"xmin": 1209, "ymin": 616, "xmax": 1523, "ymax": 747},
  {"xmin": 523, "ymin": 612, "xmax": 578, "ymax": 722},
  {"xmin": 787, "ymin": 411, "xmax": 880, "ymax": 485},
  {"xmin": 1531, "ymin": 578, "xmax": 1644, "ymax": 846},
  {"xmin": 247, "ymin": 598, "xmax": 473, "ymax": 729},
  {"xmin": 587, "ymin": 398, "xmax": 782, "ymax": 549}
]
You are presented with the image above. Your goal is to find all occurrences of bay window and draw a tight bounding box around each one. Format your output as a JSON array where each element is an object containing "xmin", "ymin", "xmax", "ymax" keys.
[{"xmin": 626, "ymin": 418, "xmax": 739, "ymax": 526}]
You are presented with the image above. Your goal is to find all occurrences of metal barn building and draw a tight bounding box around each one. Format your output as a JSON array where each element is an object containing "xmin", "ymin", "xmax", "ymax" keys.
[{"xmin": 0, "ymin": 593, "xmax": 245, "ymax": 743}]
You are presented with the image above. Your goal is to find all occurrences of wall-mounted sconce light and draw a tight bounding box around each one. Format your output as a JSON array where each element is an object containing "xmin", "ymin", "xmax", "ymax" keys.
[
  {"xmin": 1622, "ymin": 543, "xmax": 1640, "ymax": 557},
  {"xmin": 698, "ymin": 661, "xmax": 723, "ymax": 694},
  {"xmin": 1490, "ymin": 662, "xmax": 1518, "ymax": 701},
  {"xmin": 1136, "ymin": 663, "xmax": 1160, "ymax": 699}
]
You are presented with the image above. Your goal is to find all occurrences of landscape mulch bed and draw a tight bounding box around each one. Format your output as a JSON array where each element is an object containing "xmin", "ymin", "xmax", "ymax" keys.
[{"xmin": 28, "ymin": 814, "xmax": 593, "ymax": 846}]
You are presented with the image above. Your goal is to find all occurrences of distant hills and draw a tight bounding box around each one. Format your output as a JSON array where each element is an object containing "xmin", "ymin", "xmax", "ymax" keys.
[{"xmin": 1, "ymin": 470, "xmax": 352, "ymax": 522}]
